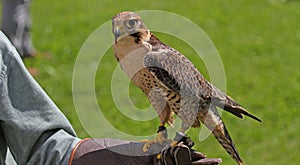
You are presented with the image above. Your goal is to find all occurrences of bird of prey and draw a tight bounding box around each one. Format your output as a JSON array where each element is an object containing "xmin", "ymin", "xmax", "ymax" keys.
[{"xmin": 112, "ymin": 11, "xmax": 261, "ymax": 165}]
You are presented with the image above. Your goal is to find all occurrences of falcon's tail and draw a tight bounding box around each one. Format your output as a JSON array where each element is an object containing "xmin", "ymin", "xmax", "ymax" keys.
[
  {"xmin": 199, "ymin": 106, "xmax": 243, "ymax": 165},
  {"xmin": 212, "ymin": 121, "xmax": 243, "ymax": 165},
  {"xmin": 211, "ymin": 89, "xmax": 262, "ymax": 122},
  {"xmin": 209, "ymin": 84, "xmax": 262, "ymax": 122},
  {"xmin": 222, "ymin": 95, "xmax": 262, "ymax": 122}
]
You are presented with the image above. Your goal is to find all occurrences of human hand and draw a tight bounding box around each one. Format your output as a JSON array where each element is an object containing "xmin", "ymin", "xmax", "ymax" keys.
[{"xmin": 69, "ymin": 138, "xmax": 222, "ymax": 165}]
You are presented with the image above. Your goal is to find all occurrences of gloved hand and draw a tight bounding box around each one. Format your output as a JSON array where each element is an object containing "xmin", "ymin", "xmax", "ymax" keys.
[
  {"xmin": 158, "ymin": 137, "xmax": 222, "ymax": 165},
  {"xmin": 68, "ymin": 138, "xmax": 222, "ymax": 165}
]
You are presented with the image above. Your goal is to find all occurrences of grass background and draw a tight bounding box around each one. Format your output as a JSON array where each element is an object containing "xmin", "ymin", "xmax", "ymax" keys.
[{"xmin": 2, "ymin": 0, "xmax": 300, "ymax": 164}]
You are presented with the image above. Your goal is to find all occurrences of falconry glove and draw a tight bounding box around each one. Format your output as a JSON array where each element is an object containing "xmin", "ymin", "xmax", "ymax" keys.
[{"xmin": 68, "ymin": 138, "xmax": 222, "ymax": 165}]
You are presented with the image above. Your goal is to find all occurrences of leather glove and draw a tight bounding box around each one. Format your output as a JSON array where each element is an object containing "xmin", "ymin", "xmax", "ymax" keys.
[
  {"xmin": 157, "ymin": 136, "xmax": 222, "ymax": 165},
  {"xmin": 68, "ymin": 138, "xmax": 222, "ymax": 165}
]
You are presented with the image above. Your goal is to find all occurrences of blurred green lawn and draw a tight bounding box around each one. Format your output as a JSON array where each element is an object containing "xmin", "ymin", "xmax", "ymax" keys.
[{"xmin": 3, "ymin": 0, "xmax": 300, "ymax": 164}]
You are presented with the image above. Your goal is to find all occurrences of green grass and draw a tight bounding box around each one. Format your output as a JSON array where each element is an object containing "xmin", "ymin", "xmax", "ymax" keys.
[{"xmin": 4, "ymin": 0, "xmax": 300, "ymax": 164}]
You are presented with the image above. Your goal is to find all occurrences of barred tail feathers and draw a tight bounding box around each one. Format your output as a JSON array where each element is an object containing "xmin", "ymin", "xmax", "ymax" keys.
[
  {"xmin": 213, "ymin": 121, "xmax": 243, "ymax": 165},
  {"xmin": 199, "ymin": 105, "xmax": 243, "ymax": 165}
]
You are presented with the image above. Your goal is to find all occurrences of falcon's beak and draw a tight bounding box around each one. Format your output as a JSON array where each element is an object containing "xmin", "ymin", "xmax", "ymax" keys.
[{"xmin": 113, "ymin": 27, "xmax": 122, "ymax": 43}]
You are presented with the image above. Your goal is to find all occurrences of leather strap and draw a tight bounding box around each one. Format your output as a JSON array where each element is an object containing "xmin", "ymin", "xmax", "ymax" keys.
[{"xmin": 68, "ymin": 138, "xmax": 91, "ymax": 165}]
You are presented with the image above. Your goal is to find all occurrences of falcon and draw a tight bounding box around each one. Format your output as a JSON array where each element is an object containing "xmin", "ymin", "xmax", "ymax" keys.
[{"xmin": 112, "ymin": 11, "xmax": 261, "ymax": 165}]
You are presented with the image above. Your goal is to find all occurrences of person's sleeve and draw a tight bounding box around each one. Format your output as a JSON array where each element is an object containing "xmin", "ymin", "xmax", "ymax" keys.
[{"xmin": 0, "ymin": 31, "xmax": 80, "ymax": 164}]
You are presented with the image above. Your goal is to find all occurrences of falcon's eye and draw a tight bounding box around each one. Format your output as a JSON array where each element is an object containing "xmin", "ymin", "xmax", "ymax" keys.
[{"xmin": 125, "ymin": 19, "xmax": 137, "ymax": 28}]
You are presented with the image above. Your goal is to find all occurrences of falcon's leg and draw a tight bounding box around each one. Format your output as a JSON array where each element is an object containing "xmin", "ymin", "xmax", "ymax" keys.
[
  {"xmin": 153, "ymin": 123, "xmax": 192, "ymax": 160},
  {"xmin": 142, "ymin": 123, "xmax": 172, "ymax": 152},
  {"xmin": 142, "ymin": 97, "xmax": 174, "ymax": 152}
]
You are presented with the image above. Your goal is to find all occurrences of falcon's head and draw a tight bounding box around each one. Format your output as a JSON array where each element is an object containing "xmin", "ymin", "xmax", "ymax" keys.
[{"xmin": 112, "ymin": 11, "xmax": 149, "ymax": 43}]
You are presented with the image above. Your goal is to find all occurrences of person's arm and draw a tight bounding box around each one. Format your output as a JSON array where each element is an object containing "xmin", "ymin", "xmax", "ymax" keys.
[
  {"xmin": 0, "ymin": 31, "xmax": 221, "ymax": 165},
  {"xmin": 0, "ymin": 31, "xmax": 80, "ymax": 164}
]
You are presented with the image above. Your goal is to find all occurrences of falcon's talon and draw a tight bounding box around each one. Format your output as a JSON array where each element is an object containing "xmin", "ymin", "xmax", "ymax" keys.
[
  {"xmin": 157, "ymin": 153, "xmax": 162, "ymax": 160},
  {"xmin": 170, "ymin": 140, "xmax": 179, "ymax": 148},
  {"xmin": 141, "ymin": 130, "xmax": 172, "ymax": 152},
  {"xmin": 142, "ymin": 141, "xmax": 153, "ymax": 152}
]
